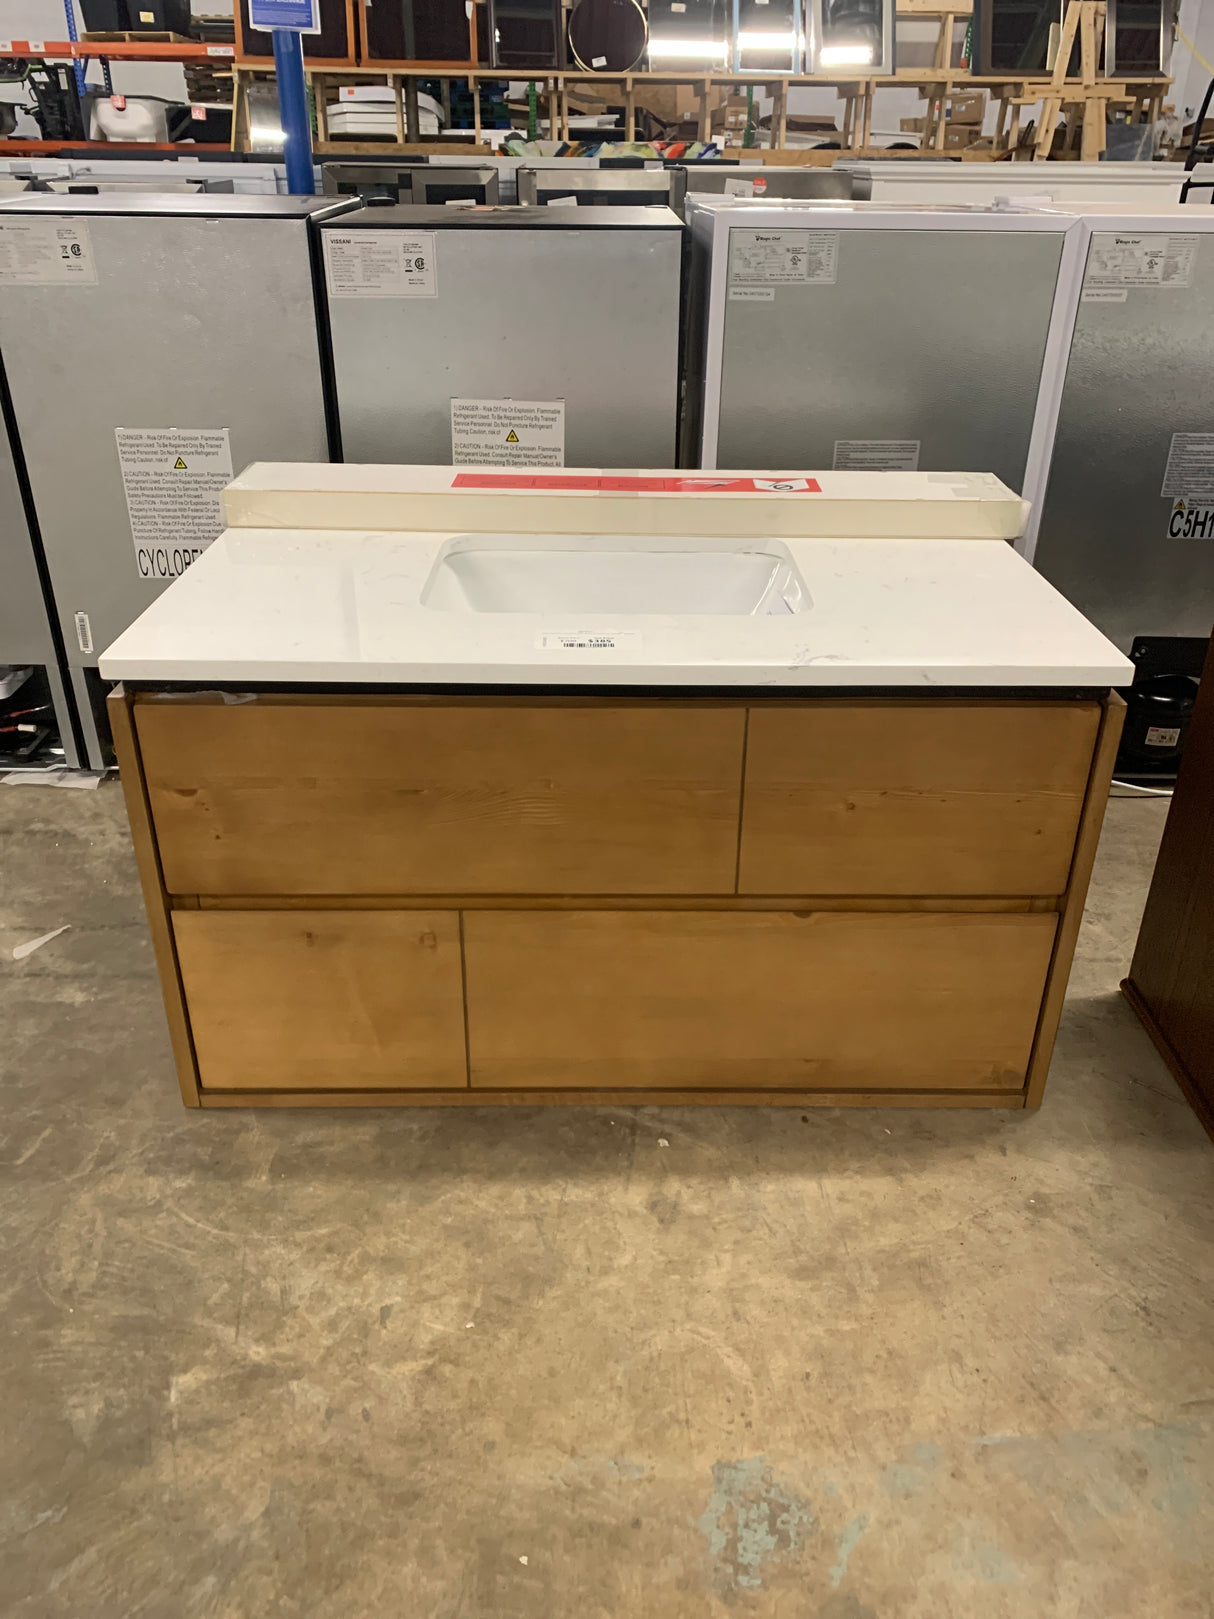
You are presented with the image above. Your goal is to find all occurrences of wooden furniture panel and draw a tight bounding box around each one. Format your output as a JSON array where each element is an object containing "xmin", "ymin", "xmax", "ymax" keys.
[
  {"xmin": 110, "ymin": 690, "xmax": 201, "ymax": 1107},
  {"xmin": 136, "ymin": 700, "xmax": 745, "ymax": 897},
  {"xmin": 1024, "ymin": 692, "xmax": 1124, "ymax": 1106},
  {"xmin": 173, "ymin": 910, "xmax": 468, "ymax": 1092},
  {"xmin": 739, "ymin": 703, "xmax": 1101, "ymax": 895},
  {"xmin": 463, "ymin": 910, "xmax": 1058, "ymax": 1092},
  {"xmin": 1124, "ymin": 638, "xmax": 1214, "ymax": 1139}
]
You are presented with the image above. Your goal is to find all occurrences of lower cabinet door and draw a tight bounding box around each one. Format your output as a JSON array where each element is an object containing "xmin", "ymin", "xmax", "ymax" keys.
[
  {"xmin": 173, "ymin": 911, "xmax": 468, "ymax": 1091},
  {"xmin": 463, "ymin": 910, "xmax": 1058, "ymax": 1093}
]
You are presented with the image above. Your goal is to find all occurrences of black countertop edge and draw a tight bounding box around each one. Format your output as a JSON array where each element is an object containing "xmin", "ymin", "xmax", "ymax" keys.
[{"xmin": 118, "ymin": 680, "xmax": 1114, "ymax": 702}]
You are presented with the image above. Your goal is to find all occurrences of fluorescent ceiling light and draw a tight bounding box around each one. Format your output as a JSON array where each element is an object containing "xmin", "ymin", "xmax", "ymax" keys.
[
  {"xmin": 738, "ymin": 30, "xmax": 797, "ymax": 48},
  {"xmin": 819, "ymin": 44, "xmax": 874, "ymax": 64},
  {"xmin": 647, "ymin": 37, "xmax": 730, "ymax": 57}
]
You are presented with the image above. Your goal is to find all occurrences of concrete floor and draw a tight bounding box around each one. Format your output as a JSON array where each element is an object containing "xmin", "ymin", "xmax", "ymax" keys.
[{"xmin": 1, "ymin": 783, "xmax": 1211, "ymax": 1619}]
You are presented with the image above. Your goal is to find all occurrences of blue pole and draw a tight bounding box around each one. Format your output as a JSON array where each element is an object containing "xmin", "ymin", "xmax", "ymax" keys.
[
  {"xmin": 271, "ymin": 27, "xmax": 314, "ymax": 195},
  {"xmin": 62, "ymin": 0, "xmax": 88, "ymax": 103}
]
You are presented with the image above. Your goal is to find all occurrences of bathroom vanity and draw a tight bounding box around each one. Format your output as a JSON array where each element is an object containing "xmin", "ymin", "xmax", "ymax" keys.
[{"xmin": 101, "ymin": 465, "xmax": 1131, "ymax": 1111}]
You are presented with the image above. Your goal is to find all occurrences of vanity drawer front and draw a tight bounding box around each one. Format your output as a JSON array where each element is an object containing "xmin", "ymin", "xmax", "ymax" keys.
[
  {"xmin": 173, "ymin": 910, "xmax": 467, "ymax": 1091},
  {"xmin": 739, "ymin": 703, "xmax": 1101, "ymax": 896},
  {"xmin": 137, "ymin": 700, "xmax": 745, "ymax": 896},
  {"xmin": 463, "ymin": 910, "xmax": 1057, "ymax": 1092}
]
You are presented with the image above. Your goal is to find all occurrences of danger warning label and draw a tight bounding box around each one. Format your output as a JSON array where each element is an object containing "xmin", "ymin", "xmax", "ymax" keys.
[
  {"xmin": 115, "ymin": 426, "xmax": 233, "ymax": 580},
  {"xmin": 450, "ymin": 398, "xmax": 565, "ymax": 467},
  {"xmin": 1167, "ymin": 498, "xmax": 1214, "ymax": 540}
]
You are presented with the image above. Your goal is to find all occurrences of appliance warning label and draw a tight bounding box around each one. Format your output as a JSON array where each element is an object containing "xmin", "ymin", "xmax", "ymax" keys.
[
  {"xmin": 728, "ymin": 229, "xmax": 838, "ymax": 300},
  {"xmin": 323, "ymin": 230, "xmax": 437, "ymax": 297},
  {"xmin": 1161, "ymin": 432, "xmax": 1214, "ymax": 500},
  {"xmin": 450, "ymin": 398, "xmax": 565, "ymax": 466},
  {"xmin": 833, "ymin": 439, "xmax": 921, "ymax": 472},
  {"xmin": 0, "ymin": 219, "xmax": 97, "ymax": 285},
  {"xmin": 1082, "ymin": 232, "xmax": 1199, "ymax": 301},
  {"xmin": 115, "ymin": 427, "xmax": 233, "ymax": 580}
]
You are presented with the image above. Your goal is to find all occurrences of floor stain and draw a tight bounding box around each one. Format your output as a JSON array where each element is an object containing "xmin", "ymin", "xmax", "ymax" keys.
[
  {"xmin": 829, "ymin": 1513, "xmax": 870, "ymax": 1589},
  {"xmin": 697, "ymin": 1456, "xmax": 812, "ymax": 1596}
]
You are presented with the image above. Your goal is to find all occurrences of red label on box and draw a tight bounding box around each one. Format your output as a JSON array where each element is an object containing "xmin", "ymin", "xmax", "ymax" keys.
[{"xmin": 450, "ymin": 473, "xmax": 821, "ymax": 494}]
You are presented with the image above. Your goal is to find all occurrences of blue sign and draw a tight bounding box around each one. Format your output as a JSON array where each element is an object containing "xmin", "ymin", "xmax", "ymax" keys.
[{"xmin": 249, "ymin": 0, "xmax": 320, "ymax": 30}]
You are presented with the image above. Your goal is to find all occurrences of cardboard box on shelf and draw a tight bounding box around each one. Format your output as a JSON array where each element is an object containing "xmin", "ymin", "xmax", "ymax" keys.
[
  {"xmin": 900, "ymin": 116, "xmax": 927, "ymax": 133},
  {"xmin": 949, "ymin": 91, "xmax": 986, "ymax": 125},
  {"xmin": 944, "ymin": 124, "xmax": 981, "ymax": 149},
  {"xmin": 636, "ymin": 84, "xmax": 729, "ymax": 124}
]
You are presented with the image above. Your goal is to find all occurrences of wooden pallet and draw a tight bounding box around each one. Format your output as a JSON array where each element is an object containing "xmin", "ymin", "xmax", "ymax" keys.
[{"xmin": 81, "ymin": 31, "xmax": 195, "ymax": 45}]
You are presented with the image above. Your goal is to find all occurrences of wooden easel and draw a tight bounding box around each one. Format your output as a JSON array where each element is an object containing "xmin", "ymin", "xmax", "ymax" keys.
[
  {"xmin": 1034, "ymin": 0, "xmax": 1108, "ymax": 159},
  {"xmin": 896, "ymin": 0, "xmax": 972, "ymax": 70}
]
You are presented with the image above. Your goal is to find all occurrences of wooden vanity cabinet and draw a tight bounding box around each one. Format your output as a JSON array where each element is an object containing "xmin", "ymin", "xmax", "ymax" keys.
[{"xmin": 111, "ymin": 689, "xmax": 1123, "ymax": 1110}]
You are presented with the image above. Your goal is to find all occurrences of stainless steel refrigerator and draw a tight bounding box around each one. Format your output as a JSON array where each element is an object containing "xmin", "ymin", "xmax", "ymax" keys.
[
  {"xmin": 0, "ymin": 194, "xmax": 351, "ymax": 768},
  {"xmin": 320, "ymin": 203, "xmax": 684, "ymax": 469},
  {"xmin": 686, "ymin": 200, "xmax": 1083, "ymax": 526},
  {"xmin": 1028, "ymin": 205, "xmax": 1214, "ymax": 650},
  {"xmin": 0, "ymin": 401, "xmax": 80, "ymax": 767}
]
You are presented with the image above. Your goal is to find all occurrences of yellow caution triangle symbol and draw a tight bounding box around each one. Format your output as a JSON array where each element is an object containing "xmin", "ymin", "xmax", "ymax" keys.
[
  {"xmin": 505, "ymin": 430, "xmax": 519, "ymax": 443},
  {"xmin": 174, "ymin": 457, "xmax": 188, "ymax": 469}
]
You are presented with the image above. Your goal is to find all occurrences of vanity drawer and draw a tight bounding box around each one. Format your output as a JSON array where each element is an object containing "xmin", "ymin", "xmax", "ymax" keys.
[
  {"xmin": 738, "ymin": 703, "xmax": 1101, "ymax": 896},
  {"xmin": 463, "ymin": 909, "xmax": 1057, "ymax": 1092},
  {"xmin": 173, "ymin": 910, "xmax": 467, "ymax": 1091},
  {"xmin": 137, "ymin": 699, "xmax": 745, "ymax": 896}
]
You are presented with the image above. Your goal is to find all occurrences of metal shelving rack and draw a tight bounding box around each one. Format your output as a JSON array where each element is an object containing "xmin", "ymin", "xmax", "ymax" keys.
[{"xmin": 0, "ymin": 34, "xmax": 237, "ymax": 154}]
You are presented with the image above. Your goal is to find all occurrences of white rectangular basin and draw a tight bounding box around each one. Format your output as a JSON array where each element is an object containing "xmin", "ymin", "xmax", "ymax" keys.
[{"xmin": 421, "ymin": 534, "xmax": 809, "ymax": 616}]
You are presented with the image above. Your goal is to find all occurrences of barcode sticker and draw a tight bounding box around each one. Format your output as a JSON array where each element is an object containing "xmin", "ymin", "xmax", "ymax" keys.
[
  {"xmin": 74, "ymin": 612, "xmax": 93, "ymax": 655},
  {"xmin": 538, "ymin": 632, "xmax": 642, "ymax": 652}
]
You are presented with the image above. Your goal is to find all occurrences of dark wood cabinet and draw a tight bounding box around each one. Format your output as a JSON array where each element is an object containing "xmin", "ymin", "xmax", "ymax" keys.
[{"xmin": 1123, "ymin": 633, "xmax": 1214, "ymax": 1140}]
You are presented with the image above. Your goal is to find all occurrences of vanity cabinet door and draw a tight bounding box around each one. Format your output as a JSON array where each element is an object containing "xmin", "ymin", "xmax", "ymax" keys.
[
  {"xmin": 463, "ymin": 909, "xmax": 1057, "ymax": 1093},
  {"xmin": 738, "ymin": 702, "xmax": 1101, "ymax": 896},
  {"xmin": 137, "ymin": 699, "xmax": 745, "ymax": 897},
  {"xmin": 173, "ymin": 910, "xmax": 468, "ymax": 1091}
]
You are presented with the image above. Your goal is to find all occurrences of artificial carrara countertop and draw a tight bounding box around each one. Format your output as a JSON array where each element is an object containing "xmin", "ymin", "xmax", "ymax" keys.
[{"xmin": 99, "ymin": 522, "xmax": 1132, "ymax": 690}]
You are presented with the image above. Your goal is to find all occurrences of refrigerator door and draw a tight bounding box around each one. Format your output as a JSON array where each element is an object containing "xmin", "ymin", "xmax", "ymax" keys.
[
  {"xmin": 0, "ymin": 197, "xmax": 337, "ymax": 767},
  {"xmin": 707, "ymin": 217, "xmax": 1066, "ymax": 499},
  {"xmin": 1032, "ymin": 223, "xmax": 1214, "ymax": 650}
]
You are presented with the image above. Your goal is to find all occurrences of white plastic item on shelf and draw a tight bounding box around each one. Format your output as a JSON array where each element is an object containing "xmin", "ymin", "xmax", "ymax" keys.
[{"xmin": 87, "ymin": 97, "xmax": 171, "ymax": 144}]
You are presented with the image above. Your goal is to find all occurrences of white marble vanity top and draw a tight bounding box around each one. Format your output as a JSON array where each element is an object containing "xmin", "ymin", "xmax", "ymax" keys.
[{"xmin": 100, "ymin": 524, "xmax": 1133, "ymax": 689}]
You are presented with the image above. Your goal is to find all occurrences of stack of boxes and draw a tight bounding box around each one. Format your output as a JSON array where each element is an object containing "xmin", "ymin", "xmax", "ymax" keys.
[{"xmin": 901, "ymin": 91, "xmax": 988, "ymax": 149}]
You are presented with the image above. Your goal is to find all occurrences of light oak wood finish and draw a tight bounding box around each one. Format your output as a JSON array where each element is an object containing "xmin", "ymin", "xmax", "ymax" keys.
[
  {"xmin": 109, "ymin": 689, "xmax": 201, "ymax": 1107},
  {"xmin": 197, "ymin": 1087, "xmax": 1023, "ymax": 1109},
  {"xmin": 173, "ymin": 910, "xmax": 468, "ymax": 1092},
  {"xmin": 738, "ymin": 703, "xmax": 1101, "ymax": 896},
  {"xmin": 463, "ymin": 910, "xmax": 1058, "ymax": 1092},
  {"xmin": 1023, "ymin": 694, "xmax": 1125, "ymax": 1107},
  {"xmin": 114, "ymin": 689, "xmax": 1122, "ymax": 1110},
  {"xmin": 135, "ymin": 700, "xmax": 746, "ymax": 898}
]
